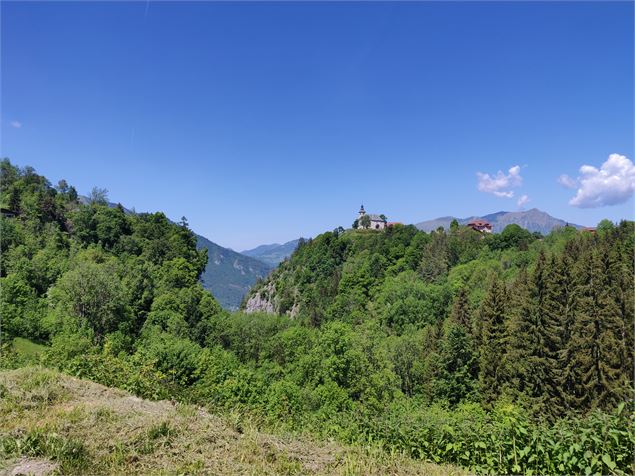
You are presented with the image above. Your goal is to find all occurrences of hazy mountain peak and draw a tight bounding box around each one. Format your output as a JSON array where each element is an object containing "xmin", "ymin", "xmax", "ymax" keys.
[
  {"xmin": 415, "ymin": 209, "xmax": 584, "ymax": 234},
  {"xmin": 242, "ymin": 239, "xmax": 304, "ymax": 267}
]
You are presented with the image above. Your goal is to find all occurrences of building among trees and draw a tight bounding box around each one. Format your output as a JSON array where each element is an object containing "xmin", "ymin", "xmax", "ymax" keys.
[
  {"xmin": 467, "ymin": 219, "xmax": 492, "ymax": 233},
  {"xmin": 355, "ymin": 205, "xmax": 387, "ymax": 230}
]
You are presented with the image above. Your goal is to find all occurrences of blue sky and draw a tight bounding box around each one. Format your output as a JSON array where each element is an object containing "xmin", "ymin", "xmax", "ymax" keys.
[{"xmin": 2, "ymin": 1, "xmax": 633, "ymax": 250}]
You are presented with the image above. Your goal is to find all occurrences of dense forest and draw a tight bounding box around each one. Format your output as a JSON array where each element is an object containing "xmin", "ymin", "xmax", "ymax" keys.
[{"xmin": 1, "ymin": 159, "xmax": 633, "ymax": 475}]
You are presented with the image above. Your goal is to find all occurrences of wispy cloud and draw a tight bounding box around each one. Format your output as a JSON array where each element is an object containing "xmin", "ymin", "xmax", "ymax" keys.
[
  {"xmin": 557, "ymin": 174, "xmax": 577, "ymax": 189},
  {"xmin": 517, "ymin": 194, "xmax": 530, "ymax": 209},
  {"xmin": 10, "ymin": 121, "xmax": 22, "ymax": 129},
  {"xmin": 476, "ymin": 165, "xmax": 522, "ymax": 198},
  {"xmin": 564, "ymin": 153, "xmax": 635, "ymax": 208}
]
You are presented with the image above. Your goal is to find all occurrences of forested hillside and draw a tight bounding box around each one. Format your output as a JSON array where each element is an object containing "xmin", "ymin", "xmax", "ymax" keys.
[
  {"xmin": 1, "ymin": 160, "xmax": 633, "ymax": 475},
  {"xmin": 196, "ymin": 234, "xmax": 272, "ymax": 310},
  {"xmin": 0, "ymin": 158, "xmax": 223, "ymax": 358},
  {"xmin": 78, "ymin": 194, "xmax": 272, "ymax": 310}
]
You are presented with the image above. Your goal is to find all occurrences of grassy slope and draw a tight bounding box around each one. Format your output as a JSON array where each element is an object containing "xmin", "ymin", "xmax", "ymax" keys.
[{"xmin": 0, "ymin": 367, "xmax": 466, "ymax": 476}]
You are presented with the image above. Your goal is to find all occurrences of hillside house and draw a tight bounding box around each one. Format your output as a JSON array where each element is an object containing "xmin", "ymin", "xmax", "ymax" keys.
[
  {"xmin": 357, "ymin": 205, "xmax": 387, "ymax": 230},
  {"xmin": 467, "ymin": 219, "xmax": 492, "ymax": 233}
]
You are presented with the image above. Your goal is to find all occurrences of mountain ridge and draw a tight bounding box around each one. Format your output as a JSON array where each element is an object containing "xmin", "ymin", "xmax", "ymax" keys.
[
  {"xmin": 241, "ymin": 238, "xmax": 303, "ymax": 267},
  {"xmin": 415, "ymin": 208, "xmax": 585, "ymax": 234},
  {"xmin": 197, "ymin": 234, "xmax": 272, "ymax": 310}
]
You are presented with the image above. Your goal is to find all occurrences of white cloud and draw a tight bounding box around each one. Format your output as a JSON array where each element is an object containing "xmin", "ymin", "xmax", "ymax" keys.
[
  {"xmin": 517, "ymin": 194, "xmax": 530, "ymax": 208},
  {"xmin": 10, "ymin": 121, "xmax": 22, "ymax": 128},
  {"xmin": 557, "ymin": 174, "xmax": 577, "ymax": 189},
  {"xmin": 567, "ymin": 153, "xmax": 635, "ymax": 208},
  {"xmin": 476, "ymin": 165, "xmax": 522, "ymax": 198}
]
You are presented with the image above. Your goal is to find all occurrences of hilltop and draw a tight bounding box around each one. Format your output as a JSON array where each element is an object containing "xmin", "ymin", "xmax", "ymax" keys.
[
  {"xmin": 0, "ymin": 367, "xmax": 462, "ymax": 476},
  {"xmin": 415, "ymin": 208, "xmax": 584, "ymax": 234}
]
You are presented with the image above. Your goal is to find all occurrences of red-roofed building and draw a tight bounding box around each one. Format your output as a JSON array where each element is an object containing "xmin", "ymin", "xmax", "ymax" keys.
[{"xmin": 467, "ymin": 220, "xmax": 493, "ymax": 233}]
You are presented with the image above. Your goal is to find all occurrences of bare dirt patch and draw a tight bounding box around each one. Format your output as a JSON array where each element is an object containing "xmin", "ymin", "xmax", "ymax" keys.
[{"xmin": 2, "ymin": 457, "xmax": 58, "ymax": 476}]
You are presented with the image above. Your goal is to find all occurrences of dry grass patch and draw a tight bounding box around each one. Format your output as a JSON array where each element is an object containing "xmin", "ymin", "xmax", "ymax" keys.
[{"xmin": 0, "ymin": 367, "xmax": 467, "ymax": 475}]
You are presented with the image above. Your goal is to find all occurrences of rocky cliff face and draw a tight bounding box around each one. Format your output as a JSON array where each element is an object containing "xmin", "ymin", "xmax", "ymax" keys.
[
  {"xmin": 243, "ymin": 282, "xmax": 277, "ymax": 314},
  {"xmin": 243, "ymin": 282, "xmax": 300, "ymax": 317}
]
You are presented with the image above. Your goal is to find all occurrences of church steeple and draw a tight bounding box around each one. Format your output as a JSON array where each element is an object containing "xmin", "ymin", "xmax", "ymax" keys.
[{"xmin": 358, "ymin": 204, "xmax": 366, "ymax": 219}]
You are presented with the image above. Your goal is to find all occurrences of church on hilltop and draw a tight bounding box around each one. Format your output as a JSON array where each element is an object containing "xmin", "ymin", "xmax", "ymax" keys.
[{"xmin": 356, "ymin": 205, "xmax": 387, "ymax": 230}]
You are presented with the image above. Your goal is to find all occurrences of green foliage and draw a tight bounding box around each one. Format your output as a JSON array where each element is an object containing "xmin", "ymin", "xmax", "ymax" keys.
[
  {"xmin": 2, "ymin": 159, "xmax": 634, "ymax": 475},
  {"xmin": 359, "ymin": 400, "xmax": 634, "ymax": 475},
  {"xmin": 489, "ymin": 224, "xmax": 536, "ymax": 251},
  {"xmin": 436, "ymin": 323, "xmax": 477, "ymax": 404},
  {"xmin": 48, "ymin": 260, "xmax": 129, "ymax": 340},
  {"xmin": 12, "ymin": 337, "xmax": 47, "ymax": 358},
  {"xmin": 376, "ymin": 271, "xmax": 450, "ymax": 332},
  {"xmin": 478, "ymin": 276, "xmax": 508, "ymax": 405}
]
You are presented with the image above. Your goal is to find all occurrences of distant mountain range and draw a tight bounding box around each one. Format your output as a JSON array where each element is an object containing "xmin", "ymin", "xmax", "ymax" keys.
[
  {"xmin": 415, "ymin": 208, "xmax": 585, "ymax": 234},
  {"xmin": 80, "ymin": 196, "xmax": 273, "ymax": 310},
  {"xmin": 241, "ymin": 239, "xmax": 302, "ymax": 267},
  {"xmin": 196, "ymin": 235, "xmax": 273, "ymax": 310}
]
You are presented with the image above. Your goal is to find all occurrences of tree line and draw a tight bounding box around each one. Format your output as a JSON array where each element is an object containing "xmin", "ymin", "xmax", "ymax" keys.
[{"xmin": 1, "ymin": 158, "xmax": 633, "ymax": 474}]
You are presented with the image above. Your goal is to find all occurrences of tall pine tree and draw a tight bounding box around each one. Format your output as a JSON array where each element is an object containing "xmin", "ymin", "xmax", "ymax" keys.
[
  {"xmin": 478, "ymin": 275, "xmax": 508, "ymax": 405},
  {"xmin": 438, "ymin": 288, "xmax": 477, "ymax": 404},
  {"xmin": 450, "ymin": 286, "xmax": 472, "ymax": 329},
  {"xmin": 437, "ymin": 322, "xmax": 477, "ymax": 405},
  {"xmin": 564, "ymin": 241, "xmax": 629, "ymax": 412},
  {"xmin": 504, "ymin": 253, "xmax": 564, "ymax": 418}
]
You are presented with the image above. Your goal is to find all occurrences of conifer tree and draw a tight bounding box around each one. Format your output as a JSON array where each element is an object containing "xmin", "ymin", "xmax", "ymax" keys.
[
  {"xmin": 533, "ymin": 252, "xmax": 567, "ymax": 415},
  {"xmin": 556, "ymin": 240, "xmax": 582, "ymax": 405},
  {"xmin": 420, "ymin": 231, "xmax": 449, "ymax": 283},
  {"xmin": 437, "ymin": 322, "xmax": 477, "ymax": 405},
  {"xmin": 450, "ymin": 287, "xmax": 471, "ymax": 330},
  {"xmin": 504, "ymin": 253, "xmax": 564, "ymax": 417},
  {"xmin": 502, "ymin": 269, "xmax": 535, "ymax": 398},
  {"xmin": 605, "ymin": 233, "xmax": 635, "ymax": 386},
  {"xmin": 478, "ymin": 275, "xmax": 508, "ymax": 405},
  {"xmin": 564, "ymin": 243, "xmax": 628, "ymax": 411}
]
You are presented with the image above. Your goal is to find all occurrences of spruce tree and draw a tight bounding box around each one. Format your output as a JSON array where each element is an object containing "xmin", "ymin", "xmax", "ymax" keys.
[
  {"xmin": 564, "ymin": 243, "xmax": 628, "ymax": 412},
  {"xmin": 505, "ymin": 253, "xmax": 565, "ymax": 417},
  {"xmin": 437, "ymin": 322, "xmax": 477, "ymax": 405},
  {"xmin": 420, "ymin": 231, "xmax": 449, "ymax": 283},
  {"xmin": 606, "ymin": 234, "xmax": 635, "ymax": 388},
  {"xmin": 478, "ymin": 275, "xmax": 508, "ymax": 405},
  {"xmin": 450, "ymin": 287, "xmax": 471, "ymax": 330},
  {"xmin": 556, "ymin": 241, "xmax": 581, "ymax": 405},
  {"xmin": 502, "ymin": 269, "xmax": 535, "ymax": 399},
  {"xmin": 535, "ymin": 253, "xmax": 568, "ymax": 416}
]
